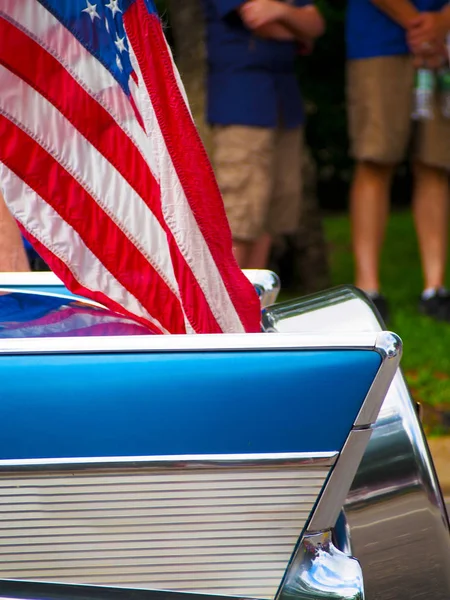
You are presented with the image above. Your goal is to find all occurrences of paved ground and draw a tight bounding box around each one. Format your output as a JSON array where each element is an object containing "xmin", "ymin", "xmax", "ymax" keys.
[
  {"xmin": 428, "ymin": 438, "xmax": 450, "ymax": 497},
  {"xmin": 427, "ymin": 438, "xmax": 450, "ymax": 517}
]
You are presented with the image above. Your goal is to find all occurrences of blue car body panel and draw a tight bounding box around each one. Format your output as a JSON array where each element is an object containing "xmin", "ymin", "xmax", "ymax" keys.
[{"xmin": 0, "ymin": 349, "xmax": 380, "ymax": 459}]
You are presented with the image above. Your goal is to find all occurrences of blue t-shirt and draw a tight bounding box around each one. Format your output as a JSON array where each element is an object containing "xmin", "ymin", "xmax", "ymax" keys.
[
  {"xmin": 347, "ymin": 0, "xmax": 448, "ymax": 60},
  {"xmin": 202, "ymin": 0, "xmax": 310, "ymax": 128}
]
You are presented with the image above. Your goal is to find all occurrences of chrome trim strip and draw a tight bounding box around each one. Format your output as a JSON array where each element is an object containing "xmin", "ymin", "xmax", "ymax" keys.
[
  {"xmin": 0, "ymin": 272, "xmax": 62, "ymax": 286},
  {"xmin": 354, "ymin": 331, "xmax": 402, "ymax": 426},
  {"xmin": 276, "ymin": 530, "xmax": 364, "ymax": 600},
  {"xmin": 0, "ymin": 579, "xmax": 251, "ymax": 600},
  {"xmin": 0, "ymin": 287, "xmax": 104, "ymax": 307},
  {"xmin": 0, "ymin": 285, "xmax": 104, "ymax": 306},
  {"xmin": 0, "ymin": 464, "xmax": 331, "ymax": 596},
  {"xmin": 224, "ymin": 329, "xmax": 404, "ymax": 536},
  {"xmin": 0, "ymin": 331, "xmax": 380, "ymax": 355},
  {"xmin": 307, "ymin": 429, "xmax": 373, "ymax": 533},
  {"xmin": 0, "ymin": 451, "xmax": 338, "ymax": 472}
]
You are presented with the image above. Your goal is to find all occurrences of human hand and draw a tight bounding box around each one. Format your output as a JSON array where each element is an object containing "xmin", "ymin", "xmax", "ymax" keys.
[
  {"xmin": 412, "ymin": 51, "xmax": 446, "ymax": 69},
  {"xmin": 411, "ymin": 40, "xmax": 447, "ymax": 69},
  {"xmin": 239, "ymin": 0, "xmax": 287, "ymax": 30},
  {"xmin": 407, "ymin": 12, "xmax": 448, "ymax": 56}
]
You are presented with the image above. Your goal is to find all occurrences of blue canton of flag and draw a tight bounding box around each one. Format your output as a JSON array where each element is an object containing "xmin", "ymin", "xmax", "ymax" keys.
[{"xmin": 41, "ymin": 0, "xmax": 137, "ymax": 94}]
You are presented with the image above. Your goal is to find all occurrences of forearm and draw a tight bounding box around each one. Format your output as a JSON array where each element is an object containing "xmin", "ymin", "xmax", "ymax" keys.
[
  {"xmin": 278, "ymin": 4, "xmax": 325, "ymax": 40},
  {"xmin": 255, "ymin": 23, "xmax": 295, "ymax": 40},
  {"xmin": 439, "ymin": 4, "xmax": 450, "ymax": 32},
  {"xmin": 370, "ymin": 0, "xmax": 418, "ymax": 28}
]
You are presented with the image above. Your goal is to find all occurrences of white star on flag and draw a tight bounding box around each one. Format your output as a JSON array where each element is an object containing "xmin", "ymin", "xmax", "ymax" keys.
[
  {"xmin": 106, "ymin": 0, "xmax": 122, "ymax": 17},
  {"xmin": 82, "ymin": 0, "xmax": 100, "ymax": 21},
  {"xmin": 114, "ymin": 33, "xmax": 127, "ymax": 53}
]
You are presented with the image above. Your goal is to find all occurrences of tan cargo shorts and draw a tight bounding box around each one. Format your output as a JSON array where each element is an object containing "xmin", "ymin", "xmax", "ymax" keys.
[
  {"xmin": 347, "ymin": 55, "xmax": 450, "ymax": 169},
  {"xmin": 212, "ymin": 125, "xmax": 303, "ymax": 242}
]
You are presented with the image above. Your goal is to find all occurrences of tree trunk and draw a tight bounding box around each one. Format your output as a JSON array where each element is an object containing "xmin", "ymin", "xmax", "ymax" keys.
[{"xmin": 166, "ymin": 1, "xmax": 330, "ymax": 293}]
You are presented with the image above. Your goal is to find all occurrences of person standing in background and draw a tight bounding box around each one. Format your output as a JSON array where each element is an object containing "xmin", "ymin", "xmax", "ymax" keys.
[
  {"xmin": 202, "ymin": 0, "xmax": 325, "ymax": 269},
  {"xmin": 346, "ymin": 0, "xmax": 450, "ymax": 322}
]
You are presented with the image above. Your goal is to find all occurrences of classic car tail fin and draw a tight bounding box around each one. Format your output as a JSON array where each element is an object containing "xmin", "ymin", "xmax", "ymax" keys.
[{"xmin": 0, "ymin": 301, "xmax": 400, "ymax": 599}]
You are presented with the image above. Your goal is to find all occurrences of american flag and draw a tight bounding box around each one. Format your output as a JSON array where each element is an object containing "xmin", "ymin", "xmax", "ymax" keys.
[{"xmin": 0, "ymin": 0, "xmax": 261, "ymax": 334}]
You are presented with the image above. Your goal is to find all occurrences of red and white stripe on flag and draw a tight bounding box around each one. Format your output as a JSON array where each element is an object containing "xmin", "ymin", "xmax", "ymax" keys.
[{"xmin": 0, "ymin": 0, "xmax": 261, "ymax": 334}]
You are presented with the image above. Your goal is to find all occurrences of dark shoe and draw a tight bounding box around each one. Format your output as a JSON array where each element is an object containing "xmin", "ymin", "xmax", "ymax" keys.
[
  {"xmin": 419, "ymin": 288, "xmax": 450, "ymax": 321},
  {"xmin": 370, "ymin": 293, "xmax": 389, "ymax": 325},
  {"xmin": 360, "ymin": 291, "xmax": 389, "ymax": 325}
]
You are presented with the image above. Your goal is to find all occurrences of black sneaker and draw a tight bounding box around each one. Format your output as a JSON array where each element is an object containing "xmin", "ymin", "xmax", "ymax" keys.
[
  {"xmin": 370, "ymin": 293, "xmax": 389, "ymax": 325},
  {"xmin": 360, "ymin": 291, "xmax": 390, "ymax": 325},
  {"xmin": 419, "ymin": 288, "xmax": 450, "ymax": 321}
]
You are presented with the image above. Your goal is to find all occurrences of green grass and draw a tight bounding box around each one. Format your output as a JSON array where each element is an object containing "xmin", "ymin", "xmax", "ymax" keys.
[{"xmin": 322, "ymin": 211, "xmax": 450, "ymax": 430}]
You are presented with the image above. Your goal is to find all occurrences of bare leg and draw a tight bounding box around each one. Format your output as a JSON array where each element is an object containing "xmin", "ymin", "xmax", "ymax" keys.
[
  {"xmin": 232, "ymin": 240, "xmax": 251, "ymax": 269},
  {"xmin": 0, "ymin": 192, "xmax": 30, "ymax": 272},
  {"xmin": 412, "ymin": 162, "xmax": 449, "ymax": 290},
  {"xmin": 247, "ymin": 232, "xmax": 272, "ymax": 270},
  {"xmin": 350, "ymin": 161, "xmax": 394, "ymax": 292},
  {"xmin": 233, "ymin": 233, "xmax": 272, "ymax": 270}
]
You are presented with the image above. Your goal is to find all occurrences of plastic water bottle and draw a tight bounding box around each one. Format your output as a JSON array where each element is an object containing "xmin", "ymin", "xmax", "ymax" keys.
[
  {"xmin": 412, "ymin": 68, "xmax": 435, "ymax": 120},
  {"xmin": 438, "ymin": 67, "xmax": 450, "ymax": 118}
]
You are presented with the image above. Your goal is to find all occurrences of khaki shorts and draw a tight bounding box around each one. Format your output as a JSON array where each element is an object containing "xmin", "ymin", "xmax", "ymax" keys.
[
  {"xmin": 212, "ymin": 125, "xmax": 303, "ymax": 242},
  {"xmin": 347, "ymin": 56, "xmax": 450, "ymax": 169}
]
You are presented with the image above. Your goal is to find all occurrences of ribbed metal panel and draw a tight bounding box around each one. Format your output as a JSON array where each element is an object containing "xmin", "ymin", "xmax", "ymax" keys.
[{"xmin": 0, "ymin": 465, "xmax": 329, "ymax": 598}]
